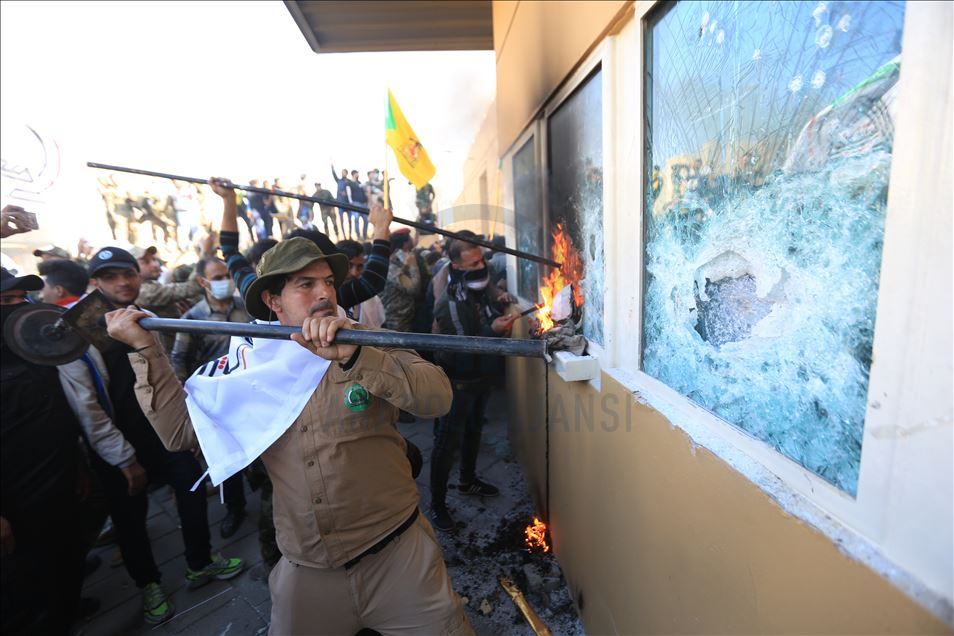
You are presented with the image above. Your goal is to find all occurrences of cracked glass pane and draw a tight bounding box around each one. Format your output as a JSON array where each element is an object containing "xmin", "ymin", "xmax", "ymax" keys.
[{"xmin": 642, "ymin": 0, "xmax": 906, "ymax": 494}]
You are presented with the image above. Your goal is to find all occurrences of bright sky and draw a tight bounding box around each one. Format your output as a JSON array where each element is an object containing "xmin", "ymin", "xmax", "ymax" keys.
[{"xmin": 0, "ymin": 0, "xmax": 495, "ymax": 260}]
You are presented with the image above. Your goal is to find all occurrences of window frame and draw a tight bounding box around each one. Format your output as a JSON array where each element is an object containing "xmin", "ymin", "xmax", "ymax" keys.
[
  {"xmin": 542, "ymin": 46, "xmax": 611, "ymax": 371},
  {"xmin": 503, "ymin": 121, "xmax": 542, "ymax": 304}
]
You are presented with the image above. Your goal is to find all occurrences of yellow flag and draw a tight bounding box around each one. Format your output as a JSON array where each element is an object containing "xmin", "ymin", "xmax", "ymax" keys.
[{"xmin": 385, "ymin": 89, "xmax": 436, "ymax": 189}]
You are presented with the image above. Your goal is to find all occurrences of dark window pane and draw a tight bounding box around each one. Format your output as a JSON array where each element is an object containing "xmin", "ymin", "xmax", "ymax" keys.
[
  {"xmin": 513, "ymin": 136, "xmax": 542, "ymax": 302},
  {"xmin": 547, "ymin": 68, "xmax": 604, "ymax": 345}
]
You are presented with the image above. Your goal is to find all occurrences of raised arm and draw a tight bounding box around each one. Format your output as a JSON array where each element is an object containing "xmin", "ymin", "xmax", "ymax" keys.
[
  {"xmin": 105, "ymin": 307, "xmax": 199, "ymax": 452},
  {"xmin": 211, "ymin": 177, "xmax": 257, "ymax": 298},
  {"xmin": 336, "ymin": 204, "xmax": 392, "ymax": 309},
  {"xmin": 215, "ymin": 177, "xmax": 239, "ymax": 235}
]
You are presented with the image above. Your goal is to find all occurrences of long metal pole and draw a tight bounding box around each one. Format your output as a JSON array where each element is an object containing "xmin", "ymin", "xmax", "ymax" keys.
[
  {"xmin": 137, "ymin": 317, "xmax": 546, "ymax": 358},
  {"xmin": 88, "ymin": 161, "xmax": 562, "ymax": 269}
]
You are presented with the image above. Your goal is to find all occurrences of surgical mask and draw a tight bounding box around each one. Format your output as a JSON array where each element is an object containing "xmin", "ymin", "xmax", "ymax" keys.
[{"xmin": 209, "ymin": 279, "xmax": 235, "ymax": 300}]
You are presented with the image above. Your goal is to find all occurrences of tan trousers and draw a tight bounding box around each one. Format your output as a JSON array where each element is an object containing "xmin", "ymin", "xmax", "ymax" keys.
[{"xmin": 268, "ymin": 513, "xmax": 473, "ymax": 635}]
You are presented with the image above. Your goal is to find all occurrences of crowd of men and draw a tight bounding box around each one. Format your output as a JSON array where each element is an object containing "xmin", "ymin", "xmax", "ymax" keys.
[
  {"xmin": 96, "ymin": 168, "xmax": 439, "ymax": 266},
  {"xmin": 235, "ymin": 165, "xmax": 438, "ymax": 245},
  {"xmin": 1, "ymin": 182, "xmax": 516, "ymax": 634}
]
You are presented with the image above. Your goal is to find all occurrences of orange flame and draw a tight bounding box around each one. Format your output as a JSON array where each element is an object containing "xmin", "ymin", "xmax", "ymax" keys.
[
  {"xmin": 534, "ymin": 223, "xmax": 585, "ymax": 333},
  {"xmin": 524, "ymin": 517, "xmax": 550, "ymax": 553}
]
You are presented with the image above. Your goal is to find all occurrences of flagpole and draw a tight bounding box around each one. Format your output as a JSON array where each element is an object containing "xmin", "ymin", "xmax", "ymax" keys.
[{"xmin": 383, "ymin": 87, "xmax": 391, "ymax": 212}]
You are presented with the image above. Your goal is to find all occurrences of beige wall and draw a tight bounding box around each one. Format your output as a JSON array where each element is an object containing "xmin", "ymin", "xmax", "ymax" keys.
[
  {"xmin": 493, "ymin": 0, "xmax": 629, "ymax": 153},
  {"xmin": 505, "ymin": 363, "xmax": 952, "ymax": 634},
  {"xmin": 445, "ymin": 102, "xmax": 500, "ymax": 236},
  {"xmin": 506, "ymin": 320, "xmax": 548, "ymax": 515}
]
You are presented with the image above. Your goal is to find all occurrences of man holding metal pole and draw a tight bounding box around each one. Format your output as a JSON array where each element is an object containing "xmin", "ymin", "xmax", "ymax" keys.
[{"xmin": 103, "ymin": 236, "xmax": 473, "ymax": 635}]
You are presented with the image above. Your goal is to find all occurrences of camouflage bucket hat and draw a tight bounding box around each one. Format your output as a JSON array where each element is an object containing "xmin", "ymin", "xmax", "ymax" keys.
[{"xmin": 244, "ymin": 237, "xmax": 349, "ymax": 321}]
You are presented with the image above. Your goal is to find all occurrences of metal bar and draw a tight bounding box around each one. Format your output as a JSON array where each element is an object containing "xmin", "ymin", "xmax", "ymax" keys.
[
  {"xmin": 87, "ymin": 161, "xmax": 563, "ymax": 269},
  {"xmin": 137, "ymin": 317, "xmax": 546, "ymax": 358}
]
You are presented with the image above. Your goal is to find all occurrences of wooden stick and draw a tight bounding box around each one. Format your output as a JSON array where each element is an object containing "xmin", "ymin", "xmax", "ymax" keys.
[{"xmin": 499, "ymin": 576, "xmax": 553, "ymax": 636}]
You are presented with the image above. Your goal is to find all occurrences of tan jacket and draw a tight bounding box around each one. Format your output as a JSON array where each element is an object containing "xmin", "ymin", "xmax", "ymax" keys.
[{"xmin": 127, "ymin": 339, "xmax": 452, "ymax": 569}]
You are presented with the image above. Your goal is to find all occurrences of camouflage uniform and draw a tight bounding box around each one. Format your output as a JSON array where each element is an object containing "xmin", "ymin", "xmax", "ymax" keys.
[
  {"xmin": 135, "ymin": 277, "xmax": 203, "ymax": 352},
  {"xmin": 381, "ymin": 251, "xmax": 422, "ymax": 332}
]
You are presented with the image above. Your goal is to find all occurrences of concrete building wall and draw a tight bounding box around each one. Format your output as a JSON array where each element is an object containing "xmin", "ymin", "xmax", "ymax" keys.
[
  {"xmin": 445, "ymin": 103, "xmax": 500, "ymax": 236},
  {"xmin": 488, "ymin": 0, "xmax": 954, "ymax": 633},
  {"xmin": 493, "ymin": 0, "xmax": 629, "ymax": 154}
]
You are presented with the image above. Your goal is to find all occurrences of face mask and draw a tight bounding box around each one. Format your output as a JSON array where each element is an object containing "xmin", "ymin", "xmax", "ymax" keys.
[
  {"xmin": 463, "ymin": 266, "xmax": 490, "ymax": 291},
  {"xmin": 209, "ymin": 279, "xmax": 235, "ymax": 300}
]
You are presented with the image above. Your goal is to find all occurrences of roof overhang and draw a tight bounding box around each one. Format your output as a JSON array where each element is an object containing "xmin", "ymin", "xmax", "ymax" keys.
[{"xmin": 283, "ymin": 0, "xmax": 493, "ymax": 54}]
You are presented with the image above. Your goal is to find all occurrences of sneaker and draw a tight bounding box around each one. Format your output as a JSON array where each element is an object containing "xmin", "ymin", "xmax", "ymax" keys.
[
  {"xmin": 185, "ymin": 554, "xmax": 245, "ymax": 589},
  {"xmin": 142, "ymin": 582, "xmax": 174, "ymax": 624},
  {"xmin": 429, "ymin": 504, "xmax": 455, "ymax": 532},
  {"xmin": 457, "ymin": 478, "xmax": 499, "ymax": 497},
  {"xmin": 220, "ymin": 507, "xmax": 247, "ymax": 539}
]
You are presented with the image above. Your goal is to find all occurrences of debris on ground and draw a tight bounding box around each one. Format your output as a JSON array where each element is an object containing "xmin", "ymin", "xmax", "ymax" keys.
[{"xmin": 429, "ymin": 441, "xmax": 584, "ymax": 636}]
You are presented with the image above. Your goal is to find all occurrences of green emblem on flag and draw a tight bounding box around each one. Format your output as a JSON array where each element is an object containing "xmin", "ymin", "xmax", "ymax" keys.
[{"xmin": 344, "ymin": 383, "xmax": 372, "ymax": 412}]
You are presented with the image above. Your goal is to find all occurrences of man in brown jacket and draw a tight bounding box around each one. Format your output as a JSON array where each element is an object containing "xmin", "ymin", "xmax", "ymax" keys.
[{"xmin": 104, "ymin": 237, "xmax": 472, "ymax": 635}]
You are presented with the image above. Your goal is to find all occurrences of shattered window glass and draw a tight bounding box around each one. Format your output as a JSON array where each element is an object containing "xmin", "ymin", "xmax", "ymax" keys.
[
  {"xmin": 642, "ymin": 0, "xmax": 906, "ymax": 495},
  {"xmin": 548, "ymin": 68, "xmax": 604, "ymax": 345},
  {"xmin": 514, "ymin": 136, "xmax": 542, "ymax": 303}
]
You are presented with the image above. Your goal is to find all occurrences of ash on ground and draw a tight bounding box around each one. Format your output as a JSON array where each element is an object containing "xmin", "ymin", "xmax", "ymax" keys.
[
  {"xmin": 433, "ymin": 463, "xmax": 584, "ymax": 634},
  {"xmin": 399, "ymin": 390, "xmax": 583, "ymax": 635}
]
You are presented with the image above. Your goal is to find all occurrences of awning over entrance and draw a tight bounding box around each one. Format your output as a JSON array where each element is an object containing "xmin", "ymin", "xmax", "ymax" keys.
[{"xmin": 283, "ymin": 1, "xmax": 493, "ymax": 53}]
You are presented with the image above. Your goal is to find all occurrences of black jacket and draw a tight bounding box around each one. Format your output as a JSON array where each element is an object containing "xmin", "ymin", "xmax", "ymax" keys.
[
  {"xmin": 1, "ymin": 348, "xmax": 81, "ymax": 531},
  {"xmin": 433, "ymin": 285, "xmax": 502, "ymax": 381}
]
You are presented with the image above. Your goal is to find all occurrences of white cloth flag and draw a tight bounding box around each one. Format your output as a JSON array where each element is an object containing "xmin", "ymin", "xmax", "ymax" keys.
[{"xmin": 184, "ymin": 321, "xmax": 330, "ymax": 486}]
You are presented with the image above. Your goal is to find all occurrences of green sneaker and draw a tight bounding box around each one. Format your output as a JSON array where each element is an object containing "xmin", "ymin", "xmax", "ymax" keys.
[
  {"xmin": 142, "ymin": 582, "xmax": 174, "ymax": 624},
  {"xmin": 185, "ymin": 553, "xmax": 245, "ymax": 589}
]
